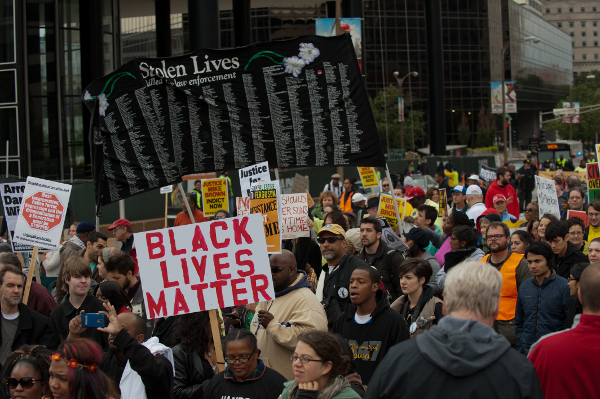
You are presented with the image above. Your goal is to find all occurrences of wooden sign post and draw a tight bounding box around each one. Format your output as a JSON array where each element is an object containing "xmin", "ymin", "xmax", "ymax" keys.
[{"xmin": 22, "ymin": 246, "xmax": 39, "ymax": 305}]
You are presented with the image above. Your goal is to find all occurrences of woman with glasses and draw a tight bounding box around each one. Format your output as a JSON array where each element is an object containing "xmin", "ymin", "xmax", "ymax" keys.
[
  {"xmin": 527, "ymin": 218, "xmax": 541, "ymax": 242},
  {"xmin": 520, "ymin": 202, "xmax": 539, "ymax": 227},
  {"xmin": 567, "ymin": 217, "xmax": 589, "ymax": 255},
  {"xmin": 203, "ymin": 329, "xmax": 286, "ymax": 399},
  {"xmin": 2, "ymin": 345, "xmax": 52, "ymax": 399},
  {"xmin": 280, "ymin": 331, "xmax": 360, "ymax": 399},
  {"xmin": 436, "ymin": 225, "xmax": 484, "ymax": 290},
  {"xmin": 564, "ymin": 262, "xmax": 591, "ymax": 329},
  {"xmin": 213, "ymin": 209, "xmax": 231, "ymax": 220}
]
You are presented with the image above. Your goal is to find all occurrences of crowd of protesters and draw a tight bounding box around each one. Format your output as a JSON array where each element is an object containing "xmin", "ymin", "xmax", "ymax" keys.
[{"xmin": 0, "ymin": 156, "xmax": 598, "ymax": 399}]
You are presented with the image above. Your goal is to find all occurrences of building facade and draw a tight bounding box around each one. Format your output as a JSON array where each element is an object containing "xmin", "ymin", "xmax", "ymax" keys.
[{"xmin": 542, "ymin": 0, "xmax": 600, "ymax": 74}]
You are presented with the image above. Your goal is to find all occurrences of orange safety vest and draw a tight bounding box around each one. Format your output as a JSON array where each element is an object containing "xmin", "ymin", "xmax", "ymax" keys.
[
  {"xmin": 339, "ymin": 191, "xmax": 354, "ymax": 212},
  {"xmin": 480, "ymin": 252, "xmax": 523, "ymax": 321}
]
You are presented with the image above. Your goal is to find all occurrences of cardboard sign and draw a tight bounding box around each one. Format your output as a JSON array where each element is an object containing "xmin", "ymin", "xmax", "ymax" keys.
[
  {"xmin": 376, "ymin": 217, "xmax": 409, "ymax": 251},
  {"xmin": 236, "ymin": 197, "xmax": 251, "ymax": 216},
  {"xmin": 134, "ymin": 214, "xmax": 274, "ymax": 318},
  {"xmin": 240, "ymin": 162, "xmax": 271, "ymax": 197},
  {"xmin": 535, "ymin": 175, "xmax": 560, "ymax": 220},
  {"xmin": 281, "ymin": 193, "xmax": 310, "ymax": 239},
  {"xmin": 306, "ymin": 190, "xmax": 315, "ymax": 207},
  {"xmin": 12, "ymin": 177, "xmax": 72, "ymax": 251},
  {"xmin": 376, "ymin": 194, "xmax": 406, "ymax": 229},
  {"xmin": 1, "ymin": 182, "xmax": 35, "ymax": 252},
  {"xmin": 250, "ymin": 181, "xmax": 281, "ymax": 253},
  {"xmin": 202, "ymin": 178, "xmax": 229, "ymax": 216},
  {"xmin": 183, "ymin": 172, "xmax": 217, "ymax": 181},
  {"xmin": 438, "ymin": 189, "xmax": 447, "ymax": 218},
  {"xmin": 587, "ymin": 162, "xmax": 600, "ymax": 201},
  {"xmin": 479, "ymin": 165, "xmax": 497, "ymax": 182},
  {"xmin": 567, "ymin": 210, "xmax": 589, "ymax": 228},
  {"xmin": 538, "ymin": 170, "xmax": 587, "ymax": 182},
  {"xmin": 290, "ymin": 174, "xmax": 309, "ymax": 194},
  {"xmin": 160, "ymin": 185, "xmax": 173, "ymax": 194},
  {"xmin": 357, "ymin": 167, "xmax": 379, "ymax": 188}
]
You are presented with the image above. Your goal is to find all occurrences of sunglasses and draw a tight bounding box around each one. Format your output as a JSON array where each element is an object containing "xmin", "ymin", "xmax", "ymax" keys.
[
  {"xmin": 7, "ymin": 377, "xmax": 43, "ymax": 389},
  {"xmin": 382, "ymin": 184, "xmax": 390, "ymax": 187},
  {"xmin": 317, "ymin": 237, "xmax": 344, "ymax": 245}
]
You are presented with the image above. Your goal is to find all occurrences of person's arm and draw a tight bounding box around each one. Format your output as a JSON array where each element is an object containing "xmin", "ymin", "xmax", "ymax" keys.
[
  {"xmin": 261, "ymin": 302, "xmax": 328, "ymax": 350},
  {"xmin": 42, "ymin": 251, "xmax": 61, "ymax": 275},
  {"xmin": 422, "ymin": 227, "xmax": 446, "ymax": 249},
  {"xmin": 515, "ymin": 259, "xmax": 532, "ymax": 291},
  {"xmin": 426, "ymin": 259, "xmax": 441, "ymax": 295},
  {"xmin": 436, "ymin": 267, "xmax": 446, "ymax": 291},
  {"xmin": 433, "ymin": 302, "xmax": 444, "ymax": 325}
]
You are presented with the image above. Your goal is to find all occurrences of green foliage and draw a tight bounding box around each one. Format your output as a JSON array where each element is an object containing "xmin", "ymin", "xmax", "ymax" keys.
[
  {"xmin": 468, "ymin": 146, "xmax": 498, "ymax": 153},
  {"xmin": 545, "ymin": 70, "xmax": 600, "ymax": 141},
  {"xmin": 370, "ymin": 85, "xmax": 425, "ymax": 151}
]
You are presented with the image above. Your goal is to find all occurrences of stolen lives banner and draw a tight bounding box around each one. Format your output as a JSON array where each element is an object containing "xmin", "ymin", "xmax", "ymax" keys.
[{"xmin": 83, "ymin": 34, "xmax": 386, "ymax": 211}]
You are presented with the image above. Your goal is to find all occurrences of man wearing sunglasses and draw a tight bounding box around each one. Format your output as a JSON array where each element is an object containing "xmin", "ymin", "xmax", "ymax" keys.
[
  {"xmin": 316, "ymin": 224, "xmax": 369, "ymax": 327},
  {"xmin": 479, "ymin": 222, "xmax": 531, "ymax": 346},
  {"xmin": 250, "ymin": 250, "xmax": 327, "ymax": 380},
  {"xmin": 0, "ymin": 265, "xmax": 57, "ymax": 366}
]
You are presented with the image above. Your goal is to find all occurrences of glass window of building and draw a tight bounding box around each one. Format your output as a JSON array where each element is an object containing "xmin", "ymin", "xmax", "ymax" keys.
[
  {"xmin": 594, "ymin": 22, "xmax": 598, "ymax": 27},
  {"xmin": 557, "ymin": 8, "xmax": 562, "ymax": 13},
  {"xmin": 583, "ymin": 41, "xmax": 587, "ymax": 46},
  {"xmin": 569, "ymin": 22, "xmax": 574, "ymax": 27},
  {"xmin": 582, "ymin": 54, "xmax": 587, "ymax": 60},
  {"xmin": 558, "ymin": 22, "xmax": 562, "ymax": 28},
  {"xmin": 581, "ymin": 7, "xmax": 585, "ymax": 12},
  {"xmin": 595, "ymin": 54, "xmax": 599, "ymax": 60},
  {"xmin": 582, "ymin": 22, "xmax": 586, "ymax": 28},
  {"xmin": 582, "ymin": 32, "xmax": 587, "ymax": 37},
  {"xmin": 569, "ymin": 7, "xmax": 573, "ymax": 13},
  {"xmin": 594, "ymin": 32, "xmax": 598, "ymax": 36},
  {"xmin": 570, "ymin": 32, "xmax": 574, "ymax": 37},
  {"xmin": 545, "ymin": 8, "xmax": 550, "ymax": 14},
  {"xmin": 595, "ymin": 41, "xmax": 599, "ymax": 46},
  {"xmin": 593, "ymin": 7, "xmax": 598, "ymax": 12}
]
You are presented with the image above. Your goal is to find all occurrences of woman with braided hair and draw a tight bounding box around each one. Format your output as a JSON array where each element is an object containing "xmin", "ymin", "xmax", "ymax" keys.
[
  {"xmin": 2, "ymin": 345, "xmax": 52, "ymax": 399},
  {"xmin": 49, "ymin": 338, "xmax": 118, "ymax": 399}
]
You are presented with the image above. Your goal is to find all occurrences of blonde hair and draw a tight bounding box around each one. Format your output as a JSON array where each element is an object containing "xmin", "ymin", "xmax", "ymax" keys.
[
  {"xmin": 319, "ymin": 191, "xmax": 339, "ymax": 207},
  {"xmin": 444, "ymin": 260, "xmax": 502, "ymax": 320}
]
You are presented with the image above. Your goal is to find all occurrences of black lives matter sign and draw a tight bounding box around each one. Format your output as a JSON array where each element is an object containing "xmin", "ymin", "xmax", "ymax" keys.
[{"xmin": 83, "ymin": 34, "xmax": 386, "ymax": 212}]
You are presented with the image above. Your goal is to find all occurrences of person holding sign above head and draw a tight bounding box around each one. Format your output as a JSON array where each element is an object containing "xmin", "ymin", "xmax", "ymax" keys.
[
  {"xmin": 250, "ymin": 249, "xmax": 327, "ymax": 380},
  {"xmin": 203, "ymin": 329, "xmax": 287, "ymax": 399},
  {"xmin": 332, "ymin": 265, "xmax": 409, "ymax": 385},
  {"xmin": 317, "ymin": 225, "xmax": 369, "ymax": 327},
  {"xmin": 49, "ymin": 256, "xmax": 108, "ymax": 347},
  {"xmin": 174, "ymin": 193, "xmax": 209, "ymax": 227}
]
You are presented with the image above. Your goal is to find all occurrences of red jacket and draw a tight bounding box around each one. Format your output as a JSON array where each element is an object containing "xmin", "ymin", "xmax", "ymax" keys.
[
  {"xmin": 528, "ymin": 314, "xmax": 600, "ymax": 399},
  {"xmin": 484, "ymin": 180, "xmax": 519, "ymax": 219}
]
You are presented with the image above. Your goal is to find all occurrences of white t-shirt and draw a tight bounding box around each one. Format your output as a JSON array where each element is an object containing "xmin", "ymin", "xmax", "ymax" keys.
[{"xmin": 354, "ymin": 312, "xmax": 373, "ymax": 324}]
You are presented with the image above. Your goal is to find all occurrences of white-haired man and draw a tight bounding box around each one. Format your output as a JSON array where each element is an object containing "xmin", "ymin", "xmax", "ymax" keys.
[{"xmin": 365, "ymin": 261, "xmax": 543, "ymax": 399}]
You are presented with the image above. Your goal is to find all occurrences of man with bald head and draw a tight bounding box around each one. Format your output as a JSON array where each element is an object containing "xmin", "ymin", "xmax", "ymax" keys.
[{"xmin": 250, "ymin": 249, "xmax": 327, "ymax": 380}]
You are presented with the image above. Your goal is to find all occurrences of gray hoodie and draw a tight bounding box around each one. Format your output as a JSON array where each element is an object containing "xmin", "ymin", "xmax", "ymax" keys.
[
  {"xmin": 421, "ymin": 251, "xmax": 441, "ymax": 295},
  {"xmin": 436, "ymin": 248, "xmax": 485, "ymax": 291}
]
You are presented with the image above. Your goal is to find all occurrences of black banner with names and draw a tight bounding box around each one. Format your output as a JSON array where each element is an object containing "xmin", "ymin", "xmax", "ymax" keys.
[{"xmin": 83, "ymin": 34, "xmax": 386, "ymax": 212}]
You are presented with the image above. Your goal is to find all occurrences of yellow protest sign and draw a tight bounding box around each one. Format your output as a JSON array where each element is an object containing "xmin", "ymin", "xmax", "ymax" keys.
[
  {"xmin": 357, "ymin": 167, "xmax": 379, "ymax": 188},
  {"xmin": 596, "ymin": 144, "xmax": 600, "ymax": 162},
  {"xmin": 250, "ymin": 181, "xmax": 281, "ymax": 253},
  {"xmin": 376, "ymin": 194, "xmax": 406, "ymax": 228},
  {"xmin": 438, "ymin": 189, "xmax": 447, "ymax": 218},
  {"xmin": 201, "ymin": 178, "xmax": 228, "ymax": 216}
]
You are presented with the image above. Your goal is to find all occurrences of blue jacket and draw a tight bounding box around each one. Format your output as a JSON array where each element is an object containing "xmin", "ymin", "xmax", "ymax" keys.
[{"xmin": 514, "ymin": 271, "xmax": 572, "ymax": 355}]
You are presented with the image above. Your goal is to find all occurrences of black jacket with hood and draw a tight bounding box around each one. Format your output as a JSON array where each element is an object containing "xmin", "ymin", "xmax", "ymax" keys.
[
  {"xmin": 554, "ymin": 241, "xmax": 588, "ymax": 279},
  {"xmin": 357, "ymin": 241, "xmax": 405, "ymax": 300},
  {"xmin": 332, "ymin": 290, "xmax": 409, "ymax": 385},
  {"xmin": 364, "ymin": 316, "xmax": 543, "ymax": 399}
]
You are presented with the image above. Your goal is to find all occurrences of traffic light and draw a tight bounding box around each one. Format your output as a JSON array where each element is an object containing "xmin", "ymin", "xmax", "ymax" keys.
[{"xmin": 540, "ymin": 128, "xmax": 546, "ymax": 140}]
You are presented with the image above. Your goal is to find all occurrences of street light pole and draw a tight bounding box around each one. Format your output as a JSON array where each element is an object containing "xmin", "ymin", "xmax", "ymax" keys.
[
  {"xmin": 393, "ymin": 71, "xmax": 418, "ymax": 150},
  {"xmin": 500, "ymin": 36, "xmax": 540, "ymax": 163},
  {"xmin": 570, "ymin": 80, "xmax": 574, "ymax": 140}
]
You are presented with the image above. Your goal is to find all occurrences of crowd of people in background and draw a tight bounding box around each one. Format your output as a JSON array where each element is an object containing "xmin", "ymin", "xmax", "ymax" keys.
[{"xmin": 0, "ymin": 154, "xmax": 599, "ymax": 399}]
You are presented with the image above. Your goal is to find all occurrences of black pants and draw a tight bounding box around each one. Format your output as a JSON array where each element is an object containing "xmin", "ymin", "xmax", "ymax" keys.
[{"xmin": 519, "ymin": 189, "xmax": 532, "ymax": 213}]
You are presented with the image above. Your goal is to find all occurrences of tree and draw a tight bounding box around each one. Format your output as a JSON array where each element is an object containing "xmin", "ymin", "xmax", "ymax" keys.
[
  {"xmin": 546, "ymin": 70, "xmax": 600, "ymax": 142},
  {"xmin": 476, "ymin": 106, "xmax": 496, "ymax": 147},
  {"xmin": 457, "ymin": 112, "xmax": 471, "ymax": 146}
]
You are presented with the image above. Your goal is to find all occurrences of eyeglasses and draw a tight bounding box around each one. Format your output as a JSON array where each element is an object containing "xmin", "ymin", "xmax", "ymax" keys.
[
  {"xmin": 224, "ymin": 352, "xmax": 255, "ymax": 365},
  {"xmin": 316, "ymin": 237, "xmax": 344, "ymax": 245},
  {"xmin": 569, "ymin": 231, "xmax": 583, "ymax": 237},
  {"xmin": 214, "ymin": 215, "xmax": 227, "ymax": 220},
  {"xmin": 382, "ymin": 184, "xmax": 389, "ymax": 187},
  {"xmin": 6, "ymin": 377, "xmax": 44, "ymax": 389},
  {"xmin": 450, "ymin": 237, "xmax": 460, "ymax": 241},
  {"xmin": 289, "ymin": 355, "xmax": 326, "ymax": 364},
  {"xmin": 567, "ymin": 276, "xmax": 578, "ymax": 282},
  {"xmin": 271, "ymin": 266, "xmax": 292, "ymax": 274},
  {"xmin": 487, "ymin": 234, "xmax": 506, "ymax": 241}
]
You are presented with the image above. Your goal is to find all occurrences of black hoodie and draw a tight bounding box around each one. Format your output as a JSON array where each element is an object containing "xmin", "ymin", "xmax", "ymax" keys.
[
  {"xmin": 332, "ymin": 290, "xmax": 409, "ymax": 385},
  {"xmin": 555, "ymin": 241, "xmax": 588, "ymax": 279}
]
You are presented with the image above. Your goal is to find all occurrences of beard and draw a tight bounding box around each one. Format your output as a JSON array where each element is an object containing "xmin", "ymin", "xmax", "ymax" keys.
[
  {"xmin": 322, "ymin": 249, "xmax": 338, "ymax": 260},
  {"xmin": 490, "ymin": 241, "xmax": 509, "ymax": 253},
  {"xmin": 2, "ymin": 296, "xmax": 20, "ymax": 306}
]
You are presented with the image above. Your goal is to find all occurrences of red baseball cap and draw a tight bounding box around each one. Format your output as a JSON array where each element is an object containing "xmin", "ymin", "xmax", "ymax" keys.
[
  {"xmin": 493, "ymin": 194, "xmax": 507, "ymax": 204},
  {"xmin": 405, "ymin": 187, "xmax": 425, "ymax": 199},
  {"xmin": 108, "ymin": 218, "xmax": 131, "ymax": 230}
]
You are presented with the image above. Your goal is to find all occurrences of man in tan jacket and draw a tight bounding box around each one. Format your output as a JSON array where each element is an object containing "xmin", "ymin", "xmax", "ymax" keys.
[{"xmin": 250, "ymin": 249, "xmax": 327, "ymax": 380}]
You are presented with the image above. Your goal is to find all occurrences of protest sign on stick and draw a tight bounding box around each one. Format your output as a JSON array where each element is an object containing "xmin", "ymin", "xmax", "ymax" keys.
[
  {"xmin": 1, "ymin": 182, "xmax": 34, "ymax": 252},
  {"xmin": 535, "ymin": 176, "xmax": 561, "ymax": 220},
  {"xmin": 201, "ymin": 178, "xmax": 228, "ymax": 216},
  {"xmin": 280, "ymin": 193, "xmax": 310, "ymax": 239},
  {"xmin": 239, "ymin": 162, "xmax": 271, "ymax": 197},
  {"xmin": 290, "ymin": 174, "xmax": 309, "ymax": 194},
  {"xmin": 438, "ymin": 189, "xmax": 447, "ymax": 218},
  {"xmin": 376, "ymin": 194, "xmax": 406, "ymax": 229},
  {"xmin": 479, "ymin": 165, "xmax": 497, "ymax": 182},
  {"xmin": 587, "ymin": 162, "xmax": 600, "ymax": 202},
  {"xmin": 596, "ymin": 144, "xmax": 600, "ymax": 163},
  {"xmin": 376, "ymin": 217, "xmax": 409, "ymax": 251},
  {"xmin": 250, "ymin": 181, "xmax": 282, "ymax": 253},
  {"xmin": 357, "ymin": 167, "xmax": 379, "ymax": 188},
  {"xmin": 160, "ymin": 185, "xmax": 173, "ymax": 228},
  {"xmin": 567, "ymin": 210, "xmax": 589, "ymax": 227},
  {"xmin": 236, "ymin": 197, "xmax": 251, "ymax": 216}
]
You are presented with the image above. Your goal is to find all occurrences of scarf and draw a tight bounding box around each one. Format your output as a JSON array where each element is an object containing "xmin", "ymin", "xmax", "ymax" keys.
[
  {"xmin": 288, "ymin": 375, "xmax": 350, "ymax": 399},
  {"xmin": 119, "ymin": 337, "xmax": 174, "ymax": 399}
]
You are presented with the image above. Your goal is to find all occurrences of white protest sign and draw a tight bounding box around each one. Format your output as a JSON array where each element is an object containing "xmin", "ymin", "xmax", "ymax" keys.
[
  {"xmin": 13, "ymin": 177, "xmax": 72, "ymax": 251},
  {"xmin": 236, "ymin": 197, "xmax": 250, "ymax": 216},
  {"xmin": 535, "ymin": 175, "xmax": 561, "ymax": 220},
  {"xmin": 1, "ymin": 182, "xmax": 35, "ymax": 252},
  {"xmin": 479, "ymin": 165, "xmax": 497, "ymax": 182},
  {"xmin": 160, "ymin": 185, "xmax": 173, "ymax": 194},
  {"xmin": 239, "ymin": 161, "xmax": 270, "ymax": 197},
  {"xmin": 281, "ymin": 193, "xmax": 310, "ymax": 239},
  {"xmin": 134, "ymin": 213, "xmax": 274, "ymax": 318}
]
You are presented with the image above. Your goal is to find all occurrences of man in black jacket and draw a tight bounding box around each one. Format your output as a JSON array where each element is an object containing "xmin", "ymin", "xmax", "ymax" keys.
[
  {"xmin": 317, "ymin": 224, "xmax": 369, "ymax": 326},
  {"xmin": 0, "ymin": 265, "xmax": 57, "ymax": 366},
  {"xmin": 545, "ymin": 221, "xmax": 588, "ymax": 279},
  {"xmin": 517, "ymin": 160, "xmax": 536, "ymax": 213},
  {"xmin": 333, "ymin": 265, "xmax": 409, "ymax": 385},
  {"xmin": 365, "ymin": 261, "xmax": 543, "ymax": 399},
  {"xmin": 357, "ymin": 217, "xmax": 405, "ymax": 300},
  {"xmin": 98, "ymin": 304, "xmax": 174, "ymax": 399}
]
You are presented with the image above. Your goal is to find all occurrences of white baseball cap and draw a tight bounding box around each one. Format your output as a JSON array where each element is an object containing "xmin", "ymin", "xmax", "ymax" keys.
[
  {"xmin": 352, "ymin": 193, "xmax": 367, "ymax": 203},
  {"xmin": 468, "ymin": 175, "xmax": 480, "ymax": 181},
  {"xmin": 466, "ymin": 185, "xmax": 482, "ymax": 195}
]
